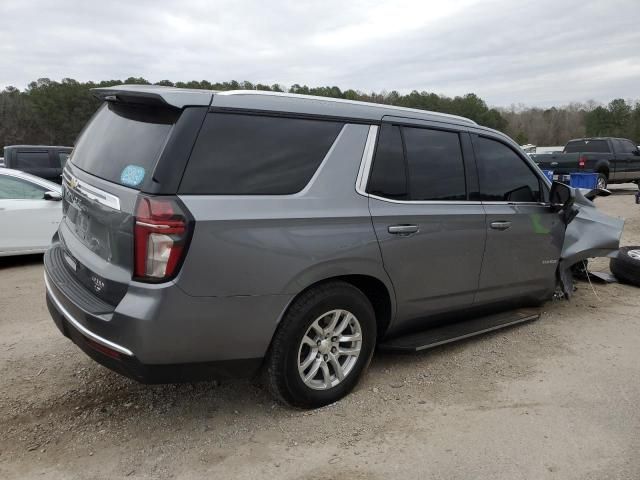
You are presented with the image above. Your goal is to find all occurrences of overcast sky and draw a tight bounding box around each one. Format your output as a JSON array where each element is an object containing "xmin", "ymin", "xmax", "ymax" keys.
[{"xmin": 1, "ymin": 0, "xmax": 639, "ymax": 107}]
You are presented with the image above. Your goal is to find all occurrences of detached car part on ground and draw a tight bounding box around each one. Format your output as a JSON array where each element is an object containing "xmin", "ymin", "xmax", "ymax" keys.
[
  {"xmin": 610, "ymin": 247, "xmax": 640, "ymax": 287},
  {"xmin": 44, "ymin": 85, "xmax": 625, "ymax": 409}
]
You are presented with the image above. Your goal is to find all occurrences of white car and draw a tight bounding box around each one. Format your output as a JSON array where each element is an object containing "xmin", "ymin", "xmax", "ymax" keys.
[{"xmin": 0, "ymin": 168, "xmax": 62, "ymax": 256}]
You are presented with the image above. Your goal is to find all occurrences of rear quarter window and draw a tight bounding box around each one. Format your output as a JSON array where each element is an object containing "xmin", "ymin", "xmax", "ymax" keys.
[{"xmin": 179, "ymin": 113, "xmax": 344, "ymax": 195}]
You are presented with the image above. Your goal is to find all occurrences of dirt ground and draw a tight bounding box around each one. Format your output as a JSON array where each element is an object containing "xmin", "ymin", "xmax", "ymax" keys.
[{"xmin": 1, "ymin": 185, "xmax": 639, "ymax": 480}]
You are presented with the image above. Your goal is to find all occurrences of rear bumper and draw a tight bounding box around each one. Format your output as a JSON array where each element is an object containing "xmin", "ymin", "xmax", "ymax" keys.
[
  {"xmin": 44, "ymin": 242, "xmax": 292, "ymax": 382},
  {"xmin": 46, "ymin": 274, "xmax": 262, "ymax": 382}
]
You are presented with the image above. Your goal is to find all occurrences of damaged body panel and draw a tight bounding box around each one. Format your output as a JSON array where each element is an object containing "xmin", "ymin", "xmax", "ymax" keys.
[{"xmin": 557, "ymin": 188, "xmax": 624, "ymax": 297}]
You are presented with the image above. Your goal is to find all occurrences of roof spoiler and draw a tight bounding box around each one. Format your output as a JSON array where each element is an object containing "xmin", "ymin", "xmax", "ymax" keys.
[{"xmin": 91, "ymin": 85, "xmax": 214, "ymax": 109}]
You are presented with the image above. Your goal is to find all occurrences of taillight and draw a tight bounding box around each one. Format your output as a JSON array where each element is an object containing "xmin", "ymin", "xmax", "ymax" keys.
[
  {"xmin": 579, "ymin": 156, "xmax": 586, "ymax": 168},
  {"xmin": 134, "ymin": 196, "xmax": 192, "ymax": 281}
]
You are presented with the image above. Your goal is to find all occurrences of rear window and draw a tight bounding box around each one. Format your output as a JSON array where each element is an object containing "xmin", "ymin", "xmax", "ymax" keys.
[
  {"xmin": 564, "ymin": 140, "xmax": 610, "ymax": 154},
  {"xmin": 16, "ymin": 151, "xmax": 50, "ymax": 168},
  {"xmin": 179, "ymin": 113, "xmax": 344, "ymax": 195},
  {"xmin": 71, "ymin": 103, "xmax": 179, "ymax": 188}
]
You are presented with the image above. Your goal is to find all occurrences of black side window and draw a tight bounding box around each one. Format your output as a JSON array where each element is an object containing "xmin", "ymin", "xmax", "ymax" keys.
[
  {"xmin": 367, "ymin": 125, "xmax": 408, "ymax": 199},
  {"xmin": 15, "ymin": 151, "xmax": 50, "ymax": 168},
  {"xmin": 403, "ymin": 127, "xmax": 466, "ymax": 201},
  {"xmin": 368, "ymin": 125, "xmax": 466, "ymax": 201},
  {"xmin": 622, "ymin": 140, "xmax": 638, "ymax": 154},
  {"xmin": 611, "ymin": 139, "xmax": 624, "ymax": 153},
  {"xmin": 474, "ymin": 136, "xmax": 542, "ymax": 202},
  {"xmin": 180, "ymin": 114, "xmax": 343, "ymax": 195}
]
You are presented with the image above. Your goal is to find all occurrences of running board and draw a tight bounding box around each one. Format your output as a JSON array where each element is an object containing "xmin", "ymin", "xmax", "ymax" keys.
[{"xmin": 379, "ymin": 308, "xmax": 540, "ymax": 352}]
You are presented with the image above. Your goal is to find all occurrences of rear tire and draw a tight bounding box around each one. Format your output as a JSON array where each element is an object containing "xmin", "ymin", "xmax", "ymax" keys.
[
  {"xmin": 596, "ymin": 173, "xmax": 608, "ymax": 190},
  {"xmin": 610, "ymin": 247, "xmax": 640, "ymax": 287},
  {"xmin": 265, "ymin": 281, "xmax": 376, "ymax": 408}
]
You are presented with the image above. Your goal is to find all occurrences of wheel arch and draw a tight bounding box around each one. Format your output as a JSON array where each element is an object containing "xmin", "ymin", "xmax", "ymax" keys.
[
  {"xmin": 594, "ymin": 160, "xmax": 610, "ymax": 177},
  {"xmin": 279, "ymin": 272, "xmax": 396, "ymax": 340}
]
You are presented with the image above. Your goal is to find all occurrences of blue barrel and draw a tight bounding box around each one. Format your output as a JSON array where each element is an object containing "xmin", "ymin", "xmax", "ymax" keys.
[
  {"xmin": 542, "ymin": 170, "xmax": 554, "ymax": 182},
  {"xmin": 570, "ymin": 173, "xmax": 598, "ymax": 189}
]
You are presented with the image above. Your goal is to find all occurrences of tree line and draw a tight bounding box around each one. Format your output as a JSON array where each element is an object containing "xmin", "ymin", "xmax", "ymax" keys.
[
  {"xmin": 500, "ymin": 99, "xmax": 640, "ymax": 147},
  {"xmin": 0, "ymin": 77, "xmax": 637, "ymax": 150}
]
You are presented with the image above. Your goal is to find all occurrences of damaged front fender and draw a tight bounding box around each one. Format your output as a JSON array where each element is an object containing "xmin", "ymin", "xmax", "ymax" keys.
[{"xmin": 557, "ymin": 188, "xmax": 624, "ymax": 297}]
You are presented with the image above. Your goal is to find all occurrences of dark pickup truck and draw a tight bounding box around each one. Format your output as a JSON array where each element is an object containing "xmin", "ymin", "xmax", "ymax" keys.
[
  {"xmin": 2, "ymin": 145, "xmax": 72, "ymax": 184},
  {"xmin": 531, "ymin": 137, "xmax": 640, "ymax": 189}
]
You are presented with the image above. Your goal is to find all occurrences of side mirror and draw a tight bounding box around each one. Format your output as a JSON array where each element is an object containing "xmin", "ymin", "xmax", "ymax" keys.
[
  {"xmin": 550, "ymin": 181, "xmax": 577, "ymax": 224},
  {"xmin": 549, "ymin": 181, "xmax": 574, "ymax": 211},
  {"xmin": 44, "ymin": 191, "xmax": 62, "ymax": 201}
]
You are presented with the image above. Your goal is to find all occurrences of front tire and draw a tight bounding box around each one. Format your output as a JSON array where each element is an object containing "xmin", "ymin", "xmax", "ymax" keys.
[{"xmin": 265, "ymin": 281, "xmax": 376, "ymax": 408}]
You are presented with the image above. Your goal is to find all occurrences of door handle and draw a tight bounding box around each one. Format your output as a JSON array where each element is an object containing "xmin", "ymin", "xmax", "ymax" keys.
[
  {"xmin": 490, "ymin": 221, "xmax": 512, "ymax": 231},
  {"xmin": 388, "ymin": 224, "xmax": 418, "ymax": 235}
]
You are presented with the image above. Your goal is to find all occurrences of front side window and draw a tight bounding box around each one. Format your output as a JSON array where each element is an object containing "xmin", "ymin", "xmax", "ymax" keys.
[
  {"xmin": 367, "ymin": 125, "xmax": 466, "ymax": 201},
  {"xmin": 621, "ymin": 140, "xmax": 638, "ymax": 154},
  {"xmin": 0, "ymin": 176, "xmax": 47, "ymax": 199},
  {"xmin": 474, "ymin": 136, "xmax": 542, "ymax": 202},
  {"xmin": 15, "ymin": 151, "xmax": 50, "ymax": 168},
  {"xmin": 180, "ymin": 113, "xmax": 344, "ymax": 195}
]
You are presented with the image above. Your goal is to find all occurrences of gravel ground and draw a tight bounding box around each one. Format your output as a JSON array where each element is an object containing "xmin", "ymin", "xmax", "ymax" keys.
[{"xmin": 1, "ymin": 185, "xmax": 639, "ymax": 480}]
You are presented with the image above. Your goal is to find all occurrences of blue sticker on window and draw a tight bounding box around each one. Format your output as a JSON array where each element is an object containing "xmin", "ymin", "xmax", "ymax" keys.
[{"xmin": 120, "ymin": 165, "xmax": 145, "ymax": 187}]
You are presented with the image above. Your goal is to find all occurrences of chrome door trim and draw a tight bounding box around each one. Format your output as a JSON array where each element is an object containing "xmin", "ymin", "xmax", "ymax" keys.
[
  {"xmin": 354, "ymin": 124, "xmax": 552, "ymax": 208},
  {"xmin": 355, "ymin": 125, "xmax": 378, "ymax": 195}
]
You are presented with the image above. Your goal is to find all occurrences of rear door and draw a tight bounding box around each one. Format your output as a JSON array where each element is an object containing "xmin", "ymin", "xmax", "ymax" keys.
[
  {"xmin": 614, "ymin": 139, "xmax": 640, "ymax": 180},
  {"xmin": 471, "ymin": 133, "xmax": 565, "ymax": 304},
  {"xmin": 367, "ymin": 121, "xmax": 486, "ymax": 326}
]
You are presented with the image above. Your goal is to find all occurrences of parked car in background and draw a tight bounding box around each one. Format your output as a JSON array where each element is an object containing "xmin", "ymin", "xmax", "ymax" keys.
[
  {"xmin": 44, "ymin": 85, "xmax": 618, "ymax": 408},
  {"xmin": 532, "ymin": 137, "xmax": 640, "ymax": 189},
  {"xmin": 535, "ymin": 146, "xmax": 563, "ymax": 154},
  {"xmin": 0, "ymin": 168, "xmax": 62, "ymax": 256},
  {"xmin": 3, "ymin": 145, "xmax": 72, "ymax": 184}
]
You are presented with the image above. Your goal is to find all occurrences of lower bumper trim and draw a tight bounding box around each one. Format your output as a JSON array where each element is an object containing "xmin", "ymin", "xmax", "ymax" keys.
[{"xmin": 44, "ymin": 272, "xmax": 134, "ymax": 356}]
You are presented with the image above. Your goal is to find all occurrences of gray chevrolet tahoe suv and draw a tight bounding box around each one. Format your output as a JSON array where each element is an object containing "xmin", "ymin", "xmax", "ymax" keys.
[{"xmin": 45, "ymin": 85, "xmax": 572, "ymax": 408}]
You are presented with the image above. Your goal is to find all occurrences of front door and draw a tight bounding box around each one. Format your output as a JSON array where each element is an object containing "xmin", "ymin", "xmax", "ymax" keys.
[
  {"xmin": 616, "ymin": 139, "xmax": 640, "ymax": 181},
  {"xmin": 470, "ymin": 134, "xmax": 565, "ymax": 304},
  {"xmin": 366, "ymin": 123, "xmax": 486, "ymax": 325}
]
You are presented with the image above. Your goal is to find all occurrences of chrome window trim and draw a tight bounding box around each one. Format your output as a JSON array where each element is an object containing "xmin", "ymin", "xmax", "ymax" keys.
[
  {"xmin": 355, "ymin": 125, "xmax": 378, "ymax": 195},
  {"xmin": 44, "ymin": 273, "xmax": 133, "ymax": 356},
  {"xmin": 63, "ymin": 170, "xmax": 121, "ymax": 211},
  {"xmin": 355, "ymin": 124, "xmax": 553, "ymax": 207},
  {"xmin": 368, "ymin": 193, "xmax": 482, "ymax": 205}
]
